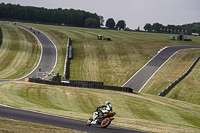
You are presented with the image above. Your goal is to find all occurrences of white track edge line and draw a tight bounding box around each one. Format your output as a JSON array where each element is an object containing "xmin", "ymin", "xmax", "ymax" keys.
[{"xmin": 122, "ymin": 46, "xmax": 168, "ymax": 87}]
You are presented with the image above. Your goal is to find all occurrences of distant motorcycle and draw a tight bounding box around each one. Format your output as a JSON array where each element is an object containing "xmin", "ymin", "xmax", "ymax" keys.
[{"xmin": 86, "ymin": 107, "xmax": 116, "ymax": 128}]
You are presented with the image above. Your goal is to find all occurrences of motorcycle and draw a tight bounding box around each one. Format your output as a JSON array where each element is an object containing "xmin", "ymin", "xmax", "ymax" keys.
[{"xmin": 86, "ymin": 107, "xmax": 116, "ymax": 128}]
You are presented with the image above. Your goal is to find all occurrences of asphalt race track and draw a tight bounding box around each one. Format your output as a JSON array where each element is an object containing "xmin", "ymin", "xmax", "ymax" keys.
[
  {"xmin": 0, "ymin": 104, "xmax": 146, "ymax": 133},
  {"xmin": 0, "ymin": 21, "xmax": 57, "ymax": 81},
  {"xmin": 16, "ymin": 24, "xmax": 57, "ymax": 80},
  {"xmin": 0, "ymin": 23, "xmax": 146, "ymax": 133},
  {"xmin": 123, "ymin": 45, "xmax": 200, "ymax": 92},
  {"xmin": 0, "ymin": 22, "xmax": 199, "ymax": 132}
]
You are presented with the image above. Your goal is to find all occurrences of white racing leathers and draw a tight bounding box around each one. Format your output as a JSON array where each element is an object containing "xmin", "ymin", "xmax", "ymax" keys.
[{"xmin": 99, "ymin": 104, "xmax": 112, "ymax": 114}]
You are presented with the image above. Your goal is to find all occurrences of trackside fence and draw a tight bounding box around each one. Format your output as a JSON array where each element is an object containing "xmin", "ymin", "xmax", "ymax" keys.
[
  {"xmin": 26, "ymin": 78, "xmax": 133, "ymax": 93},
  {"xmin": 158, "ymin": 56, "xmax": 200, "ymax": 96},
  {"xmin": 63, "ymin": 38, "xmax": 72, "ymax": 80},
  {"xmin": 41, "ymin": 37, "xmax": 132, "ymax": 93}
]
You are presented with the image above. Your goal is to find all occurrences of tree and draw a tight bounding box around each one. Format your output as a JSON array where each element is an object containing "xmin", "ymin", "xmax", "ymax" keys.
[
  {"xmin": 144, "ymin": 23, "xmax": 151, "ymax": 32},
  {"xmin": 105, "ymin": 18, "xmax": 115, "ymax": 29},
  {"xmin": 152, "ymin": 22, "xmax": 163, "ymax": 32},
  {"xmin": 0, "ymin": 3, "xmax": 101, "ymax": 27},
  {"xmin": 116, "ymin": 20, "xmax": 126, "ymax": 30},
  {"xmin": 85, "ymin": 18, "xmax": 98, "ymax": 28}
]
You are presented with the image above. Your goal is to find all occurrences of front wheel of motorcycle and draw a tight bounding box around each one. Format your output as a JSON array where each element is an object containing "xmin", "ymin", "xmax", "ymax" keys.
[
  {"xmin": 86, "ymin": 117, "xmax": 92, "ymax": 126},
  {"xmin": 100, "ymin": 117, "xmax": 111, "ymax": 128}
]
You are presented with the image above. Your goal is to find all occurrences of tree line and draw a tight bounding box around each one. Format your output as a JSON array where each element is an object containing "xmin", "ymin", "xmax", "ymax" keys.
[
  {"xmin": 105, "ymin": 18, "xmax": 126, "ymax": 30},
  {"xmin": 144, "ymin": 22, "xmax": 200, "ymax": 35},
  {"xmin": 0, "ymin": 3, "xmax": 101, "ymax": 28}
]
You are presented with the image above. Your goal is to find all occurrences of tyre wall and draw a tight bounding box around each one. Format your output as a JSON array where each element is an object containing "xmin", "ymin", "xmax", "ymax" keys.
[{"xmin": 26, "ymin": 78, "xmax": 133, "ymax": 93}]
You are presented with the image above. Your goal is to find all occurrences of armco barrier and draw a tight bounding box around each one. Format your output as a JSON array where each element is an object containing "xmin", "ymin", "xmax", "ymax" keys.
[
  {"xmin": 25, "ymin": 78, "xmax": 133, "ymax": 93},
  {"xmin": 63, "ymin": 38, "xmax": 72, "ymax": 80},
  {"xmin": 158, "ymin": 56, "xmax": 200, "ymax": 96}
]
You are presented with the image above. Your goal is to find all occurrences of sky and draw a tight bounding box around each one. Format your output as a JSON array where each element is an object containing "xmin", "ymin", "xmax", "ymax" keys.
[{"xmin": 1, "ymin": 0, "xmax": 200, "ymax": 30}]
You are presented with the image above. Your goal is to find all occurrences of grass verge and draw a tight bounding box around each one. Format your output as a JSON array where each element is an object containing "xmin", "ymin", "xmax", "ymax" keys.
[
  {"xmin": 15, "ymin": 22, "xmax": 200, "ymax": 86},
  {"xmin": 0, "ymin": 81, "xmax": 199, "ymax": 133},
  {"xmin": 142, "ymin": 49, "xmax": 200, "ymax": 105},
  {"xmin": 0, "ymin": 23, "xmax": 41, "ymax": 79},
  {"xmin": 0, "ymin": 117, "xmax": 83, "ymax": 133}
]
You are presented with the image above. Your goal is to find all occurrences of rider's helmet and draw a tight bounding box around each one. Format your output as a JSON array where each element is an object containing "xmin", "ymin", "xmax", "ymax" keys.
[{"xmin": 106, "ymin": 101, "xmax": 111, "ymax": 104}]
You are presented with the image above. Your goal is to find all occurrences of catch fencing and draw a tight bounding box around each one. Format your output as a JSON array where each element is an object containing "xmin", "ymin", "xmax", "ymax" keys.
[{"xmin": 158, "ymin": 56, "xmax": 200, "ymax": 96}]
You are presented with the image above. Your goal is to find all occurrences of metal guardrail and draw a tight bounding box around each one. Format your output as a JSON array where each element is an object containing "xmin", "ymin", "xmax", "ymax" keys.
[
  {"xmin": 158, "ymin": 56, "xmax": 200, "ymax": 96},
  {"xmin": 63, "ymin": 38, "xmax": 72, "ymax": 80}
]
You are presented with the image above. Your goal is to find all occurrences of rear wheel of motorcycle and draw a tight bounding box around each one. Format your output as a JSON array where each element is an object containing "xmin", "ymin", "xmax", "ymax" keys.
[
  {"xmin": 86, "ymin": 117, "xmax": 92, "ymax": 126},
  {"xmin": 100, "ymin": 117, "xmax": 111, "ymax": 128}
]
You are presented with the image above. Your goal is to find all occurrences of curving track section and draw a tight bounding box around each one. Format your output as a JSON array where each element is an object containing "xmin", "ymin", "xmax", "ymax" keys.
[
  {"xmin": 0, "ymin": 104, "xmax": 146, "ymax": 133},
  {"xmin": 16, "ymin": 24, "xmax": 57, "ymax": 80},
  {"xmin": 0, "ymin": 23, "xmax": 146, "ymax": 133},
  {"xmin": 122, "ymin": 45, "xmax": 200, "ymax": 92},
  {"xmin": 0, "ymin": 22, "xmax": 199, "ymax": 132}
]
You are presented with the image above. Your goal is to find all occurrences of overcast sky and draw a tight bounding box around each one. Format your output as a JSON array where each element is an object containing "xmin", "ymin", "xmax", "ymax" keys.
[{"xmin": 1, "ymin": 0, "xmax": 200, "ymax": 30}]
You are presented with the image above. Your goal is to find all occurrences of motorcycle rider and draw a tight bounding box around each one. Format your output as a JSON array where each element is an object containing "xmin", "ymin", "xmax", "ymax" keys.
[
  {"xmin": 97, "ymin": 101, "xmax": 112, "ymax": 117},
  {"xmin": 90, "ymin": 101, "xmax": 112, "ymax": 123}
]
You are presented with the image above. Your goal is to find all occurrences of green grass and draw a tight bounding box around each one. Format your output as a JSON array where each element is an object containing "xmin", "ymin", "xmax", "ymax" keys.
[
  {"xmin": 0, "ymin": 117, "xmax": 83, "ymax": 133},
  {"xmin": 17, "ymin": 22, "xmax": 200, "ymax": 87},
  {"xmin": 1, "ymin": 22, "xmax": 200, "ymax": 132},
  {"xmin": 0, "ymin": 23, "xmax": 41, "ymax": 79},
  {"xmin": 165, "ymin": 55, "xmax": 200, "ymax": 105},
  {"xmin": 0, "ymin": 81, "xmax": 199, "ymax": 133},
  {"xmin": 142, "ymin": 49, "xmax": 200, "ymax": 104}
]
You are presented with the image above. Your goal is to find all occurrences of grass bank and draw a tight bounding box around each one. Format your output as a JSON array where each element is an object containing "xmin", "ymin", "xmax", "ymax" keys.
[
  {"xmin": 17, "ymin": 22, "xmax": 200, "ymax": 86},
  {"xmin": 142, "ymin": 49, "xmax": 200, "ymax": 105},
  {"xmin": 0, "ymin": 23, "xmax": 41, "ymax": 79},
  {"xmin": 0, "ymin": 117, "xmax": 83, "ymax": 133},
  {"xmin": 0, "ymin": 81, "xmax": 199, "ymax": 133},
  {"xmin": 1, "ymin": 22, "xmax": 200, "ymax": 132}
]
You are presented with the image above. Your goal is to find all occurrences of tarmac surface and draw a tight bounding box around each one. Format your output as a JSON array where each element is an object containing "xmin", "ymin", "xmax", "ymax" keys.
[
  {"xmin": 123, "ymin": 45, "xmax": 200, "ymax": 92},
  {"xmin": 0, "ymin": 104, "xmax": 146, "ymax": 133},
  {"xmin": 0, "ymin": 22, "xmax": 200, "ymax": 132},
  {"xmin": 17, "ymin": 24, "xmax": 57, "ymax": 80},
  {"xmin": 0, "ymin": 23, "xmax": 146, "ymax": 133}
]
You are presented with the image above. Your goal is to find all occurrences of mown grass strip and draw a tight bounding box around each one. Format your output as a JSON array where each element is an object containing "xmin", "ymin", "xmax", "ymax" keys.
[
  {"xmin": 166, "ymin": 58, "xmax": 200, "ymax": 105},
  {"xmin": 142, "ymin": 49, "xmax": 200, "ymax": 105},
  {"xmin": 0, "ymin": 23, "xmax": 40, "ymax": 79},
  {"xmin": 0, "ymin": 117, "xmax": 83, "ymax": 133},
  {"xmin": 19, "ymin": 22, "xmax": 200, "ymax": 87},
  {"xmin": 0, "ymin": 81, "xmax": 199, "ymax": 133}
]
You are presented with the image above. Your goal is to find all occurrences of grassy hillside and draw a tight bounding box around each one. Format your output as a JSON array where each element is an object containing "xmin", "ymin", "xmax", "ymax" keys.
[
  {"xmin": 0, "ymin": 23, "xmax": 41, "ymax": 79},
  {"xmin": 19, "ymin": 22, "xmax": 200, "ymax": 87},
  {"xmin": 0, "ymin": 81, "xmax": 199, "ymax": 133},
  {"xmin": 142, "ymin": 49, "xmax": 200, "ymax": 105},
  {"xmin": 165, "ymin": 53, "xmax": 200, "ymax": 105},
  {"xmin": 1, "ymin": 22, "xmax": 200, "ymax": 132},
  {"xmin": 20, "ymin": 22, "xmax": 200, "ymax": 105}
]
